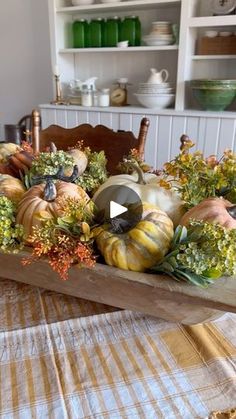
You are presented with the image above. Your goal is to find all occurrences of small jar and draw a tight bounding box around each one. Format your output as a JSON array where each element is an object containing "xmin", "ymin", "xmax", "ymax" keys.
[
  {"xmin": 81, "ymin": 87, "xmax": 93, "ymax": 107},
  {"xmin": 93, "ymin": 90, "xmax": 99, "ymax": 106},
  {"xmin": 98, "ymin": 88, "xmax": 110, "ymax": 107}
]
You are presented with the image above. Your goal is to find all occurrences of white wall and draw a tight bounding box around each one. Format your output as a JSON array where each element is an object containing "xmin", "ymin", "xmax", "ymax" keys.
[{"xmin": 0, "ymin": 0, "xmax": 53, "ymax": 137}]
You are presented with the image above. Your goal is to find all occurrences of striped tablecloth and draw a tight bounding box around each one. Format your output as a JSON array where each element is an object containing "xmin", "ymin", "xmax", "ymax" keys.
[{"xmin": 0, "ymin": 277, "xmax": 236, "ymax": 419}]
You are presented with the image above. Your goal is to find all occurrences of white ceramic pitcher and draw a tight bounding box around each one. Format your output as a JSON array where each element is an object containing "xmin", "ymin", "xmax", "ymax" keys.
[{"xmin": 147, "ymin": 68, "xmax": 169, "ymax": 84}]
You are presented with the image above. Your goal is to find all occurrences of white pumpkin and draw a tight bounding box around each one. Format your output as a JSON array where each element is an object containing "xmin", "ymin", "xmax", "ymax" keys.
[
  {"xmin": 93, "ymin": 164, "xmax": 185, "ymax": 227},
  {"xmin": 66, "ymin": 149, "xmax": 88, "ymax": 176}
]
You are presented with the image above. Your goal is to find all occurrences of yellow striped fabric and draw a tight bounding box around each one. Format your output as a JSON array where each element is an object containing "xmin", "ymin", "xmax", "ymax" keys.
[{"xmin": 0, "ymin": 277, "xmax": 236, "ymax": 418}]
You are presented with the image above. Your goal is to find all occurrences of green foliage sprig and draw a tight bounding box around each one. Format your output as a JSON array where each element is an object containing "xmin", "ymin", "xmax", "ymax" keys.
[
  {"xmin": 159, "ymin": 141, "xmax": 236, "ymax": 209},
  {"xmin": 151, "ymin": 221, "xmax": 236, "ymax": 288},
  {"xmin": 0, "ymin": 196, "xmax": 24, "ymax": 253},
  {"xmin": 30, "ymin": 150, "xmax": 74, "ymax": 176},
  {"xmin": 75, "ymin": 148, "xmax": 108, "ymax": 193}
]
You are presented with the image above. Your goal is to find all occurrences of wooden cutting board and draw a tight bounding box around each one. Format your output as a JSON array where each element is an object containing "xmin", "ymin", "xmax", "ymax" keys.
[{"xmin": 1, "ymin": 249, "xmax": 235, "ymax": 324}]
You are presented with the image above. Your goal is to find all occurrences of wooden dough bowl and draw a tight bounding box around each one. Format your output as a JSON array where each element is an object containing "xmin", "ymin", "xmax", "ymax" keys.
[{"xmin": 1, "ymin": 249, "xmax": 235, "ymax": 325}]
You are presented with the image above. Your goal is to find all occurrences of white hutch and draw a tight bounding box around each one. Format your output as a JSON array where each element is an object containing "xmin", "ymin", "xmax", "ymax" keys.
[{"xmin": 40, "ymin": 0, "xmax": 236, "ymax": 169}]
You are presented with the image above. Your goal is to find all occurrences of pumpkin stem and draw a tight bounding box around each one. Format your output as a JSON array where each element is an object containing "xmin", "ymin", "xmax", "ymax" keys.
[
  {"xmin": 44, "ymin": 179, "xmax": 57, "ymax": 201},
  {"xmin": 50, "ymin": 142, "xmax": 57, "ymax": 153},
  {"xmin": 32, "ymin": 165, "xmax": 79, "ymax": 186},
  {"xmin": 124, "ymin": 161, "xmax": 146, "ymax": 185},
  {"xmin": 227, "ymin": 205, "xmax": 236, "ymax": 220}
]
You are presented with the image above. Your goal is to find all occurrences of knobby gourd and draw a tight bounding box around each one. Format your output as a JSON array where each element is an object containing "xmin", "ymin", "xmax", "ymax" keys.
[{"xmin": 94, "ymin": 202, "xmax": 174, "ymax": 272}]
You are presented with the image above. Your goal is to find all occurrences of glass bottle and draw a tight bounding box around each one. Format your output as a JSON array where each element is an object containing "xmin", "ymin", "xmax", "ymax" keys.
[
  {"xmin": 81, "ymin": 86, "xmax": 93, "ymax": 107},
  {"xmin": 98, "ymin": 88, "xmax": 110, "ymax": 107},
  {"xmin": 73, "ymin": 19, "xmax": 88, "ymax": 48}
]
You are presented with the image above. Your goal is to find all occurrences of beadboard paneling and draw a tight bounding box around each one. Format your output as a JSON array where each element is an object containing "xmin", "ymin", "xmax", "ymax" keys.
[{"xmin": 40, "ymin": 106, "xmax": 236, "ymax": 170}]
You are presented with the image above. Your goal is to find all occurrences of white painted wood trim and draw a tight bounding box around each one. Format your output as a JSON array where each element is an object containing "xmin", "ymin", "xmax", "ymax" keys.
[
  {"xmin": 189, "ymin": 15, "xmax": 236, "ymax": 27},
  {"xmin": 192, "ymin": 55, "xmax": 236, "ymax": 60},
  {"xmin": 59, "ymin": 46, "xmax": 179, "ymax": 53}
]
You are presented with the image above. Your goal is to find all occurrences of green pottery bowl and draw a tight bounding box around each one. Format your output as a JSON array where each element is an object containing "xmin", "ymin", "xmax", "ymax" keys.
[
  {"xmin": 191, "ymin": 79, "xmax": 236, "ymax": 89},
  {"xmin": 191, "ymin": 86, "xmax": 236, "ymax": 111}
]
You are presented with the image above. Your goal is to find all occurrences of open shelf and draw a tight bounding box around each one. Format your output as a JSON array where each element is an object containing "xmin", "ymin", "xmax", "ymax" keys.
[
  {"xmin": 57, "ymin": 0, "xmax": 181, "ymax": 14},
  {"xmin": 189, "ymin": 15, "xmax": 236, "ymax": 28},
  {"xmin": 192, "ymin": 55, "xmax": 236, "ymax": 60},
  {"xmin": 59, "ymin": 45, "xmax": 179, "ymax": 53}
]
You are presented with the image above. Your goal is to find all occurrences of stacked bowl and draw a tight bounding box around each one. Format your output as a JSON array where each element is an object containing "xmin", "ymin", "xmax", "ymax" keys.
[
  {"xmin": 134, "ymin": 71, "xmax": 175, "ymax": 109},
  {"xmin": 143, "ymin": 21, "xmax": 175, "ymax": 46},
  {"xmin": 190, "ymin": 79, "xmax": 236, "ymax": 111}
]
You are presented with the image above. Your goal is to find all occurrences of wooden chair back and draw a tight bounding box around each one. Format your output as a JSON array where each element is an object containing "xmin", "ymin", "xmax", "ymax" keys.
[{"xmin": 31, "ymin": 110, "xmax": 150, "ymax": 175}]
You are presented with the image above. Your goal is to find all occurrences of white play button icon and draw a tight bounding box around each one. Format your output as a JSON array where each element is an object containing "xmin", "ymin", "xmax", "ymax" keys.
[{"xmin": 110, "ymin": 201, "xmax": 128, "ymax": 219}]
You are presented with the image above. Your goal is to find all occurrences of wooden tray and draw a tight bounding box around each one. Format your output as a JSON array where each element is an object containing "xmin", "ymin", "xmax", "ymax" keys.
[{"xmin": 1, "ymin": 250, "xmax": 236, "ymax": 324}]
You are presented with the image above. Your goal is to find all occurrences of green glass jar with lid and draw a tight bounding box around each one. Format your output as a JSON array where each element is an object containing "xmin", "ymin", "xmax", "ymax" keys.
[
  {"xmin": 121, "ymin": 16, "xmax": 141, "ymax": 46},
  {"xmin": 121, "ymin": 16, "xmax": 136, "ymax": 46},
  {"xmin": 73, "ymin": 19, "xmax": 89, "ymax": 48},
  {"xmin": 104, "ymin": 16, "xmax": 121, "ymax": 47},
  {"xmin": 133, "ymin": 16, "xmax": 141, "ymax": 46},
  {"xmin": 90, "ymin": 18, "xmax": 105, "ymax": 47}
]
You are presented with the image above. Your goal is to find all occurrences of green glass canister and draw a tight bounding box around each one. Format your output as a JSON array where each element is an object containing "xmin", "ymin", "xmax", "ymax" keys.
[
  {"xmin": 90, "ymin": 18, "xmax": 105, "ymax": 48},
  {"xmin": 133, "ymin": 16, "xmax": 141, "ymax": 46},
  {"xmin": 104, "ymin": 16, "xmax": 121, "ymax": 47},
  {"xmin": 120, "ymin": 16, "xmax": 136, "ymax": 46},
  {"xmin": 73, "ymin": 19, "xmax": 88, "ymax": 48}
]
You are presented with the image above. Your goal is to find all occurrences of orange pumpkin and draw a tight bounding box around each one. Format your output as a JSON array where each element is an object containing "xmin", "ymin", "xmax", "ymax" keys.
[
  {"xmin": 180, "ymin": 197, "xmax": 236, "ymax": 229},
  {"xmin": 16, "ymin": 180, "xmax": 89, "ymax": 239}
]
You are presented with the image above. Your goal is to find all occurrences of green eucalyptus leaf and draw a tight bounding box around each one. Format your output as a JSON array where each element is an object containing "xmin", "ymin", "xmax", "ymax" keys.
[{"xmin": 202, "ymin": 268, "xmax": 222, "ymax": 279}]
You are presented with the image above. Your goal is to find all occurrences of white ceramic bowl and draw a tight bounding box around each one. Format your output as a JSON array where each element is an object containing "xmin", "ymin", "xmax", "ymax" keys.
[
  {"xmin": 134, "ymin": 93, "xmax": 175, "ymax": 109},
  {"xmin": 143, "ymin": 36, "xmax": 174, "ymax": 46},
  {"xmin": 138, "ymin": 88, "xmax": 175, "ymax": 94},
  {"xmin": 204, "ymin": 30, "xmax": 218, "ymax": 38},
  {"xmin": 71, "ymin": 0, "xmax": 94, "ymax": 5},
  {"xmin": 149, "ymin": 33, "xmax": 174, "ymax": 39}
]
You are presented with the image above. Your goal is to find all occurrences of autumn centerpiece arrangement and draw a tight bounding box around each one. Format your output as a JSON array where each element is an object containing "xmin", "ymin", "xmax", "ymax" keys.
[{"xmin": 0, "ymin": 138, "xmax": 235, "ymax": 287}]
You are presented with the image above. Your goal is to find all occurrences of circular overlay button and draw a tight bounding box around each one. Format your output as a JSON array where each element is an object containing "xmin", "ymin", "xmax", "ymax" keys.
[{"xmin": 93, "ymin": 185, "xmax": 143, "ymax": 233}]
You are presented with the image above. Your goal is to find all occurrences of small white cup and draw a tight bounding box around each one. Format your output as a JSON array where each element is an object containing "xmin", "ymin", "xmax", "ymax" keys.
[{"xmin": 117, "ymin": 40, "xmax": 129, "ymax": 48}]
